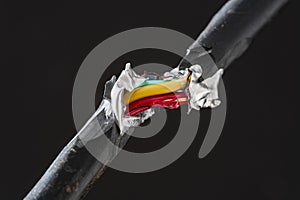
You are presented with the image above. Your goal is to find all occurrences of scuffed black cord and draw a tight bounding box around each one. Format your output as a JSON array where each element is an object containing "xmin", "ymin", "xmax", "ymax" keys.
[{"xmin": 24, "ymin": 0, "xmax": 288, "ymax": 199}]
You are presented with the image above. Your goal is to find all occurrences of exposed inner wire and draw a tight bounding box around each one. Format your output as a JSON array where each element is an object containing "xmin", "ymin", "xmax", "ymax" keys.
[
  {"xmin": 123, "ymin": 66, "xmax": 213, "ymax": 117},
  {"xmin": 123, "ymin": 73, "xmax": 190, "ymax": 105},
  {"xmin": 126, "ymin": 92, "xmax": 189, "ymax": 116},
  {"xmin": 111, "ymin": 63, "xmax": 222, "ymax": 134}
]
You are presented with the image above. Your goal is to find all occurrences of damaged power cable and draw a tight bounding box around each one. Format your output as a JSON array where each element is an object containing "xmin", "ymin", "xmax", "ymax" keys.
[
  {"xmin": 109, "ymin": 63, "xmax": 223, "ymax": 134},
  {"xmin": 24, "ymin": 0, "xmax": 289, "ymax": 199}
]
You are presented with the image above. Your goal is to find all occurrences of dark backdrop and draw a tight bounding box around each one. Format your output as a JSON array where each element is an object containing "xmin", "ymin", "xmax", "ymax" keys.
[{"xmin": 4, "ymin": 0, "xmax": 300, "ymax": 199}]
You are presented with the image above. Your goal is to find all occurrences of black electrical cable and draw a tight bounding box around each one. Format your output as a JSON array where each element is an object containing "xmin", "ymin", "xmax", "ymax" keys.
[
  {"xmin": 179, "ymin": 0, "xmax": 288, "ymax": 76},
  {"xmin": 25, "ymin": 78, "xmax": 131, "ymax": 200},
  {"xmin": 24, "ymin": 0, "xmax": 288, "ymax": 199}
]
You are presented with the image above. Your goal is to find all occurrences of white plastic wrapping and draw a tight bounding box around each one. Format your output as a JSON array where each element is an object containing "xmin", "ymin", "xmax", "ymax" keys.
[{"xmin": 188, "ymin": 65, "xmax": 224, "ymax": 111}]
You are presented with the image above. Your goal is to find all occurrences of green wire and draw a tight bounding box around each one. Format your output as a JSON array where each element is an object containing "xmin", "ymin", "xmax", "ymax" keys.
[{"xmin": 138, "ymin": 79, "xmax": 172, "ymax": 87}]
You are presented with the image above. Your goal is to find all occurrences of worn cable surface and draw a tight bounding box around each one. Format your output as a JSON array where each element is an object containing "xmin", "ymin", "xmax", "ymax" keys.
[{"xmin": 24, "ymin": 0, "xmax": 288, "ymax": 199}]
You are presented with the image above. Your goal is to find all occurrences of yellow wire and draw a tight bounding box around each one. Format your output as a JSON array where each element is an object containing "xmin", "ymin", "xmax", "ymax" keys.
[{"xmin": 123, "ymin": 75, "xmax": 188, "ymax": 105}]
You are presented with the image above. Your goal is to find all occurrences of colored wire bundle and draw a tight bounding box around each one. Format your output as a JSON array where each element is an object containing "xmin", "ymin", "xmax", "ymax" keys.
[
  {"xmin": 123, "ymin": 75, "xmax": 189, "ymax": 105},
  {"xmin": 124, "ymin": 73, "xmax": 191, "ymax": 116}
]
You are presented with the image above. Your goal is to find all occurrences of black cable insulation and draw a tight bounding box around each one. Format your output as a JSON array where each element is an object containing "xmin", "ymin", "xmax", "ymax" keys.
[
  {"xmin": 24, "ymin": 0, "xmax": 288, "ymax": 199},
  {"xmin": 179, "ymin": 0, "xmax": 288, "ymax": 76}
]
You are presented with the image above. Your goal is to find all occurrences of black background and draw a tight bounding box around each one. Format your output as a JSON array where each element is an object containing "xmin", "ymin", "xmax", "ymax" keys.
[{"xmin": 4, "ymin": 0, "xmax": 300, "ymax": 199}]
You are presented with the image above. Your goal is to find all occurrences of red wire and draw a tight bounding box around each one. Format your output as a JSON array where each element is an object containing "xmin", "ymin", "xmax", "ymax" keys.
[
  {"xmin": 128, "ymin": 107, "xmax": 150, "ymax": 116},
  {"xmin": 127, "ymin": 92, "xmax": 189, "ymax": 116}
]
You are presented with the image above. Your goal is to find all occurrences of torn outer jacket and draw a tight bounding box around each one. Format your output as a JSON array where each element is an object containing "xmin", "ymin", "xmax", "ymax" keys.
[
  {"xmin": 110, "ymin": 63, "xmax": 152, "ymax": 135},
  {"xmin": 111, "ymin": 63, "xmax": 223, "ymax": 135},
  {"xmin": 188, "ymin": 65, "xmax": 224, "ymax": 111}
]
